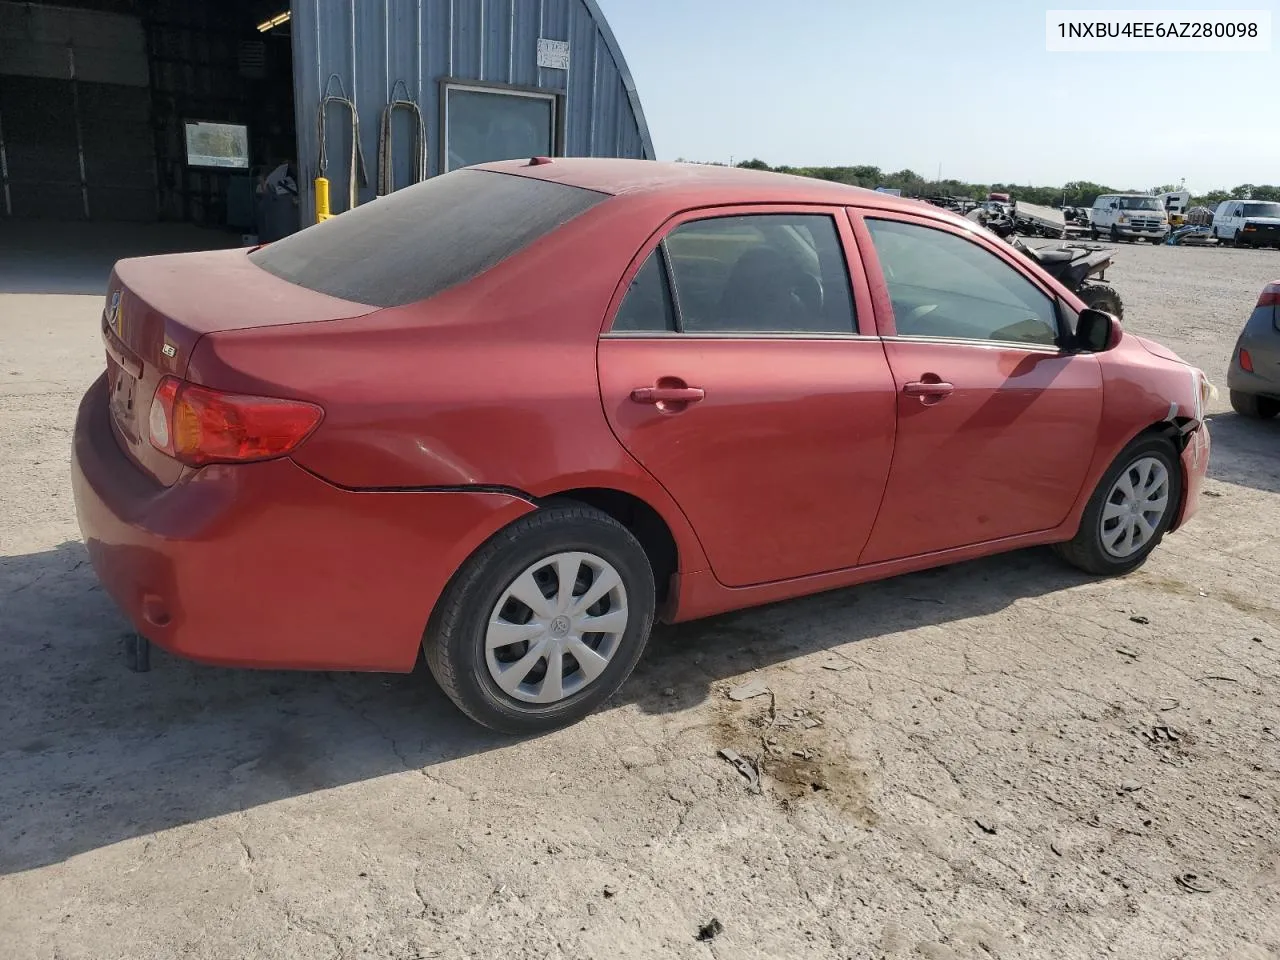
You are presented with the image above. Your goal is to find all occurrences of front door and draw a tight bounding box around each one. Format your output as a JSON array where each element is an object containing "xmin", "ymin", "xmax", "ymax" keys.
[
  {"xmin": 853, "ymin": 211, "xmax": 1104, "ymax": 564},
  {"xmin": 597, "ymin": 206, "xmax": 897, "ymax": 588}
]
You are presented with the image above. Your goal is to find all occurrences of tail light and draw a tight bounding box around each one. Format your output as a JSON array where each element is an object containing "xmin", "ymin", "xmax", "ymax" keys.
[
  {"xmin": 1258, "ymin": 282, "xmax": 1280, "ymax": 308},
  {"xmin": 1239, "ymin": 348, "xmax": 1254, "ymax": 373},
  {"xmin": 148, "ymin": 376, "xmax": 323, "ymax": 466}
]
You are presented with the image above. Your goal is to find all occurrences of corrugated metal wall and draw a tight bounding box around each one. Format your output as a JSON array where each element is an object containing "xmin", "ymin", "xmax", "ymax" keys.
[{"xmin": 290, "ymin": 0, "xmax": 654, "ymax": 223}]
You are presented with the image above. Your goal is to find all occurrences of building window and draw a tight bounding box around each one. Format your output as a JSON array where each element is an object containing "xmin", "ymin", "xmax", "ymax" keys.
[{"xmin": 443, "ymin": 84, "xmax": 558, "ymax": 172}]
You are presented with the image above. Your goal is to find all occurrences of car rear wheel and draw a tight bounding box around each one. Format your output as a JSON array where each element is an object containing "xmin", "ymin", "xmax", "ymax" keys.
[
  {"xmin": 423, "ymin": 504, "xmax": 655, "ymax": 734},
  {"xmin": 1230, "ymin": 390, "xmax": 1280, "ymax": 419},
  {"xmin": 1053, "ymin": 436, "xmax": 1182, "ymax": 576}
]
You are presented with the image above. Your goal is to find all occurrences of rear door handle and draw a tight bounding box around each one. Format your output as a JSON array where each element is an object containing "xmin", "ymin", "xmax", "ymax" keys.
[
  {"xmin": 630, "ymin": 386, "xmax": 706, "ymax": 404},
  {"xmin": 903, "ymin": 380, "xmax": 954, "ymax": 396}
]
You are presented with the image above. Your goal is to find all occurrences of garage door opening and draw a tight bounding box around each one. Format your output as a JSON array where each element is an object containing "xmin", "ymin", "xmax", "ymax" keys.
[{"xmin": 0, "ymin": 0, "xmax": 297, "ymax": 235}]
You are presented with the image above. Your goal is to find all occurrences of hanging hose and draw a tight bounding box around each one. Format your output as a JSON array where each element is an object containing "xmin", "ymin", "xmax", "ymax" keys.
[
  {"xmin": 377, "ymin": 79, "xmax": 427, "ymax": 197},
  {"xmin": 316, "ymin": 73, "xmax": 367, "ymax": 220}
]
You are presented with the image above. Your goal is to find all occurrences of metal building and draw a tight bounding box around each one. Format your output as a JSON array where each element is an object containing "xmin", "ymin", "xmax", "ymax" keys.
[{"xmin": 0, "ymin": 0, "xmax": 654, "ymax": 234}]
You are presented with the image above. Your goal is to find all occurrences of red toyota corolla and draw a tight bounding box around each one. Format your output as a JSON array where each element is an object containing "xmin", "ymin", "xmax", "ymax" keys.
[{"xmin": 72, "ymin": 159, "xmax": 1212, "ymax": 732}]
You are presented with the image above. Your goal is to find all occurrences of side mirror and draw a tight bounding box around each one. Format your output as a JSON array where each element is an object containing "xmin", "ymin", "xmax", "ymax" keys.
[
  {"xmin": 1110, "ymin": 202, "xmax": 1119, "ymax": 209},
  {"xmin": 1075, "ymin": 308, "xmax": 1122, "ymax": 352}
]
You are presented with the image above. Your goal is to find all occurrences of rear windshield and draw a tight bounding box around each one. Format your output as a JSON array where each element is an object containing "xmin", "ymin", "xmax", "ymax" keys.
[{"xmin": 248, "ymin": 169, "xmax": 607, "ymax": 307}]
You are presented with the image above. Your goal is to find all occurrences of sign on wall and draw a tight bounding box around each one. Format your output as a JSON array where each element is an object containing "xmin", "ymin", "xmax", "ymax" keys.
[
  {"xmin": 536, "ymin": 38, "xmax": 570, "ymax": 70},
  {"xmin": 184, "ymin": 120, "xmax": 250, "ymax": 170}
]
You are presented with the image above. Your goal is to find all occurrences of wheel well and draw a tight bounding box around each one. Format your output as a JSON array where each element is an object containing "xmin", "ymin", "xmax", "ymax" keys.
[
  {"xmin": 1134, "ymin": 417, "xmax": 1194, "ymax": 453},
  {"xmin": 542, "ymin": 488, "xmax": 679, "ymax": 602}
]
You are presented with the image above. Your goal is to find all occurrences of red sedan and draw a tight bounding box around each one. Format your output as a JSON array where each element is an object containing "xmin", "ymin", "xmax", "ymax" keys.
[{"xmin": 72, "ymin": 160, "xmax": 1212, "ymax": 732}]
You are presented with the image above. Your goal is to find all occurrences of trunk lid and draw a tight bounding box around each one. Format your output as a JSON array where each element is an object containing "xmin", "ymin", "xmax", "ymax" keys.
[{"xmin": 103, "ymin": 248, "xmax": 376, "ymax": 485}]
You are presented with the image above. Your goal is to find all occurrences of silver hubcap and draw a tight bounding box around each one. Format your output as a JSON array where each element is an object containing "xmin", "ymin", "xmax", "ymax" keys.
[
  {"xmin": 1100, "ymin": 456, "xmax": 1170, "ymax": 558},
  {"xmin": 484, "ymin": 552, "xmax": 629, "ymax": 705}
]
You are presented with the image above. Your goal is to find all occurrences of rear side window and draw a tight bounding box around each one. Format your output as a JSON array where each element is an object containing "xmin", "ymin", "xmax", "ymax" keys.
[
  {"xmin": 613, "ymin": 248, "xmax": 676, "ymax": 332},
  {"xmin": 664, "ymin": 214, "xmax": 856, "ymax": 334},
  {"xmin": 248, "ymin": 169, "xmax": 606, "ymax": 307}
]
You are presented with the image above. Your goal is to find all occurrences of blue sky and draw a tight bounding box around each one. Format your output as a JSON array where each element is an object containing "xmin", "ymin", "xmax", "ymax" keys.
[{"xmin": 595, "ymin": 0, "xmax": 1280, "ymax": 192}]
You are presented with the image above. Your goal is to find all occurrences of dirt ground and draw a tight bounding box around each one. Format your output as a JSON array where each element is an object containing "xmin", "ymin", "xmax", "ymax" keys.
[{"xmin": 2, "ymin": 241, "xmax": 1279, "ymax": 960}]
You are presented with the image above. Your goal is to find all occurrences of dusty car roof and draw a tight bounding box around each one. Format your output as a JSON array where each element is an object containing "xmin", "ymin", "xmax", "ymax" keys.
[{"xmin": 473, "ymin": 157, "xmax": 933, "ymax": 215}]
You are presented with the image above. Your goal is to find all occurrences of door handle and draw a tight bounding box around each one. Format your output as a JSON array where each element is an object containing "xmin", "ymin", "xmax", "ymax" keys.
[
  {"xmin": 903, "ymin": 379, "xmax": 954, "ymax": 402},
  {"xmin": 630, "ymin": 386, "xmax": 705, "ymax": 404},
  {"xmin": 903, "ymin": 380, "xmax": 954, "ymax": 396}
]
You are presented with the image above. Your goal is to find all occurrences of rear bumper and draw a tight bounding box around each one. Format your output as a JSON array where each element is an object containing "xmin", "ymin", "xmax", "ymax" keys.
[
  {"xmin": 71, "ymin": 374, "xmax": 534, "ymax": 671},
  {"xmin": 1227, "ymin": 365, "xmax": 1280, "ymax": 396}
]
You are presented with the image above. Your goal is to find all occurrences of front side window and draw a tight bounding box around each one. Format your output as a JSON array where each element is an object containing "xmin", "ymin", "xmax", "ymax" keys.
[
  {"xmin": 865, "ymin": 218, "xmax": 1060, "ymax": 347},
  {"xmin": 659, "ymin": 214, "xmax": 856, "ymax": 334}
]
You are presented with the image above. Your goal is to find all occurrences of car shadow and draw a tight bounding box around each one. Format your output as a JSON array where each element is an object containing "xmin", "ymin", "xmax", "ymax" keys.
[
  {"xmin": 0, "ymin": 536, "xmax": 1093, "ymax": 875},
  {"xmin": 1204, "ymin": 412, "xmax": 1280, "ymax": 495}
]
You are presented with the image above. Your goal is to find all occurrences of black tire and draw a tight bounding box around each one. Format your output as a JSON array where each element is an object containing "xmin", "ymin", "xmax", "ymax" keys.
[
  {"xmin": 1149, "ymin": 237, "xmax": 1162, "ymax": 245},
  {"xmin": 1235, "ymin": 230, "xmax": 1244, "ymax": 248},
  {"xmin": 423, "ymin": 504, "xmax": 656, "ymax": 734},
  {"xmin": 1110, "ymin": 225, "xmax": 1121, "ymax": 243},
  {"xmin": 1078, "ymin": 283, "xmax": 1123, "ymax": 319},
  {"xmin": 1230, "ymin": 389, "xmax": 1280, "ymax": 419},
  {"xmin": 1089, "ymin": 224, "xmax": 1099, "ymax": 241},
  {"xmin": 1053, "ymin": 435, "xmax": 1182, "ymax": 577}
]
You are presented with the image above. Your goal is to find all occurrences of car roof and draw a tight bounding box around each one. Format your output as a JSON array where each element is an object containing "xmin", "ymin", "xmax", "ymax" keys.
[{"xmin": 472, "ymin": 157, "xmax": 936, "ymax": 216}]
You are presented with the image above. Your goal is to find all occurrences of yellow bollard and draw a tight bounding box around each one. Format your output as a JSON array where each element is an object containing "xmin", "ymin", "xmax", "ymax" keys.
[{"xmin": 314, "ymin": 177, "xmax": 331, "ymax": 222}]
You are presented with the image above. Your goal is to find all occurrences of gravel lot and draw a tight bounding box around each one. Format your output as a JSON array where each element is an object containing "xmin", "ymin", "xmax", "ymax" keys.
[{"xmin": 2, "ymin": 241, "xmax": 1279, "ymax": 960}]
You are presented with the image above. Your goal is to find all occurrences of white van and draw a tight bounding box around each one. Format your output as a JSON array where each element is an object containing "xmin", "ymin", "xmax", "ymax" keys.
[
  {"xmin": 1212, "ymin": 199, "xmax": 1280, "ymax": 248},
  {"xmin": 1090, "ymin": 194, "xmax": 1169, "ymax": 243}
]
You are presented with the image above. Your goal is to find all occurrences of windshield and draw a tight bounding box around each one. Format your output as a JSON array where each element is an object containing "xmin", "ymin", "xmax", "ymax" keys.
[
  {"xmin": 1118, "ymin": 196, "xmax": 1162, "ymax": 211},
  {"xmin": 1243, "ymin": 202, "xmax": 1280, "ymax": 219}
]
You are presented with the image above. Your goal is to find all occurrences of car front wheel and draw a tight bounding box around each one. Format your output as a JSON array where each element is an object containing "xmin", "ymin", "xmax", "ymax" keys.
[
  {"xmin": 424, "ymin": 504, "xmax": 656, "ymax": 734},
  {"xmin": 1054, "ymin": 436, "xmax": 1182, "ymax": 576}
]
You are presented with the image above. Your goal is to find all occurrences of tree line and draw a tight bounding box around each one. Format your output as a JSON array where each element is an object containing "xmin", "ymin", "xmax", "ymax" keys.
[{"xmin": 723, "ymin": 159, "xmax": 1280, "ymax": 209}]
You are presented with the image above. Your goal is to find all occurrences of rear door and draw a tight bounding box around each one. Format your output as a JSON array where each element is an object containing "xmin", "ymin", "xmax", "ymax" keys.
[
  {"xmin": 851, "ymin": 209, "xmax": 1103, "ymax": 563},
  {"xmin": 597, "ymin": 206, "xmax": 896, "ymax": 588}
]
